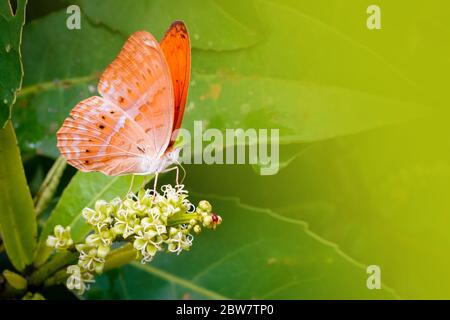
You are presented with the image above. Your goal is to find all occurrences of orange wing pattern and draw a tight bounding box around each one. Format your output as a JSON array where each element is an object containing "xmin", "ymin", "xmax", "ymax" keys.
[
  {"xmin": 160, "ymin": 21, "xmax": 191, "ymax": 141},
  {"xmin": 98, "ymin": 31, "xmax": 174, "ymax": 157},
  {"xmin": 57, "ymin": 96, "xmax": 153, "ymax": 175}
]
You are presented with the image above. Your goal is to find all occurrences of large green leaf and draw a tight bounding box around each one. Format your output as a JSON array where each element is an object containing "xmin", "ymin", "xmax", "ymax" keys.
[
  {"xmin": 0, "ymin": 0, "xmax": 26, "ymax": 127},
  {"xmin": 87, "ymin": 195, "xmax": 398, "ymax": 299},
  {"xmin": 0, "ymin": 0, "xmax": 35, "ymax": 272},
  {"xmin": 15, "ymin": 0, "xmax": 426, "ymax": 158},
  {"xmin": 185, "ymin": 74, "xmax": 422, "ymax": 144},
  {"xmin": 0, "ymin": 122, "xmax": 37, "ymax": 271},
  {"xmin": 183, "ymin": 115, "xmax": 450, "ymax": 299},
  {"xmin": 79, "ymin": 0, "xmax": 261, "ymax": 51},
  {"xmin": 82, "ymin": 0, "xmax": 426, "ymax": 132},
  {"xmin": 276, "ymin": 0, "xmax": 450, "ymax": 101},
  {"xmin": 193, "ymin": 0, "xmax": 419, "ymax": 101}
]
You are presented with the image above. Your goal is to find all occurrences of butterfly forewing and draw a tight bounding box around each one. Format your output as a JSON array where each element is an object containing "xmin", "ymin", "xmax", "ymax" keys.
[
  {"xmin": 98, "ymin": 31, "xmax": 174, "ymax": 157},
  {"xmin": 160, "ymin": 21, "xmax": 191, "ymax": 141}
]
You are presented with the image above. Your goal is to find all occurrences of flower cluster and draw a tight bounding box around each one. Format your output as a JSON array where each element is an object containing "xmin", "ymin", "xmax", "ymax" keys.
[{"xmin": 46, "ymin": 184, "xmax": 222, "ymax": 295}]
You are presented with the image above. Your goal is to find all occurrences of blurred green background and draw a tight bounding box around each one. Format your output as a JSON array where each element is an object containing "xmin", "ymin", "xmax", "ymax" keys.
[{"xmin": 4, "ymin": 0, "xmax": 450, "ymax": 299}]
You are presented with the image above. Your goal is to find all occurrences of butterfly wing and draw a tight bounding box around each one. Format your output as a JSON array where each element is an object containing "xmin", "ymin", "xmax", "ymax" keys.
[
  {"xmin": 160, "ymin": 21, "xmax": 191, "ymax": 142},
  {"xmin": 57, "ymin": 96, "xmax": 153, "ymax": 175},
  {"xmin": 98, "ymin": 31, "xmax": 174, "ymax": 157}
]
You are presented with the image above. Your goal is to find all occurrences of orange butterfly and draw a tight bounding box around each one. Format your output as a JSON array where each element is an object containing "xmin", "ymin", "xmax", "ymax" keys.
[{"xmin": 57, "ymin": 21, "xmax": 191, "ymax": 176}]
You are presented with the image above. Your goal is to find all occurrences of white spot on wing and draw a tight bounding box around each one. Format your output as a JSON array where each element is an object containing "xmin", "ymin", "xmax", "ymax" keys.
[
  {"xmin": 99, "ymin": 103, "xmax": 111, "ymax": 112},
  {"xmin": 98, "ymin": 115, "xmax": 127, "ymax": 156},
  {"xmin": 144, "ymin": 39, "xmax": 157, "ymax": 48}
]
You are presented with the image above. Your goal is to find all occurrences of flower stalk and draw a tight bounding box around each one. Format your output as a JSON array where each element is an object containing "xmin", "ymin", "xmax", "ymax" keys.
[
  {"xmin": 29, "ymin": 251, "xmax": 77, "ymax": 286},
  {"xmin": 34, "ymin": 156, "xmax": 66, "ymax": 217}
]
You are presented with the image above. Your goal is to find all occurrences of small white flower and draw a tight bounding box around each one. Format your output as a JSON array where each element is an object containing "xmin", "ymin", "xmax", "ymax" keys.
[
  {"xmin": 66, "ymin": 265, "xmax": 95, "ymax": 295},
  {"xmin": 76, "ymin": 245, "xmax": 105, "ymax": 273},
  {"xmin": 166, "ymin": 228, "xmax": 193, "ymax": 255},
  {"xmin": 46, "ymin": 225, "xmax": 73, "ymax": 250},
  {"xmin": 113, "ymin": 209, "xmax": 138, "ymax": 239}
]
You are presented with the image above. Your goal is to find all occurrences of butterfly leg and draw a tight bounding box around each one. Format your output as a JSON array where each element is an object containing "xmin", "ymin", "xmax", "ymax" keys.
[
  {"xmin": 140, "ymin": 176, "xmax": 148, "ymax": 190},
  {"xmin": 174, "ymin": 166, "xmax": 179, "ymax": 186},
  {"xmin": 153, "ymin": 172, "xmax": 159, "ymax": 192},
  {"xmin": 127, "ymin": 174, "xmax": 136, "ymax": 195},
  {"xmin": 160, "ymin": 165, "xmax": 181, "ymax": 186}
]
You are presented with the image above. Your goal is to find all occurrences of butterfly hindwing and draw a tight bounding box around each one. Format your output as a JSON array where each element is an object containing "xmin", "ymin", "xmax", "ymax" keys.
[{"xmin": 57, "ymin": 96, "xmax": 152, "ymax": 175}]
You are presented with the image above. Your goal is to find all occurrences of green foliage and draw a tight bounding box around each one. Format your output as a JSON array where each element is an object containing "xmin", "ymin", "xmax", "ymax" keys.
[
  {"xmin": 1, "ymin": 0, "xmax": 449, "ymax": 300},
  {"xmin": 184, "ymin": 117, "xmax": 450, "ymax": 299},
  {"xmin": 0, "ymin": 0, "xmax": 36, "ymax": 272},
  {"xmin": 0, "ymin": 122, "xmax": 37, "ymax": 271},
  {"xmin": 80, "ymin": 0, "xmax": 261, "ymax": 50},
  {"xmin": 87, "ymin": 195, "xmax": 397, "ymax": 299},
  {"xmin": 15, "ymin": 0, "xmax": 425, "ymax": 157},
  {"xmin": 0, "ymin": 0, "xmax": 26, "ymax": 127}
]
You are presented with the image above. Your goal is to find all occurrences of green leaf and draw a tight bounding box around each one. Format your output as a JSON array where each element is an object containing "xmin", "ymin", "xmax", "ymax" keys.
[
  {"xmin": 184, "ymin": 114, "xmax": 450, "ymax": 299},
  {"xmin": 87, "ymin": 195, "xmax": 398, "ymax": 299},
  {"xmin": 185, "ymin": 74, "xmax": 422, "ymax": 144},
  {"xmin": 0, "ymin": 0, "xmax": 26, "ymax": 127},
  {"xmin": 193, "ymin": 0, "xmax": 418, "ymax": 99},
  {"xmin": 15, "ymin": 1, "xmax": 425, "ymax": 158},
  {"xmin": 0, "ymin": 121, "xmax": 37, "ymax": 271},
  {"xmin": 79, "ymin": 0, "xmax": 261, "ymax": 51}
]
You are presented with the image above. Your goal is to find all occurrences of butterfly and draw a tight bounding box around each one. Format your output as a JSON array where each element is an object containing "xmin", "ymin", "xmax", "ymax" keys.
[{"xmin": 57, "ymin": 21, "xmax": 190, "ymax": 176}]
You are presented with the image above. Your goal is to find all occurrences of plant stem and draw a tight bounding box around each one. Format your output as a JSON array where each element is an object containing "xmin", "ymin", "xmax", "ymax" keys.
[
  {"xmin": 103, "ymin": 243, "xmax": 135, "ymax": 272},
  {"xmin": 33, "ymin": 244, "xmax": 53, "ymax": 268},
  {"xmin": 43, "ymin": 269, "xmax": 68, "ymax": 288},
  {"xmin": 29, "ymin": 251, "xmax": 77, "ymax": 286},
  {"xmin": 43, "ymin": 244, "xmax": 137, "ymax": 288},
  {"xmin": 167, "ymin": 212, "xmax": 199, "ymax": 227},
  {"xmin": 34, "ymin": 156, "xmax": 66, "ymax": 217}
]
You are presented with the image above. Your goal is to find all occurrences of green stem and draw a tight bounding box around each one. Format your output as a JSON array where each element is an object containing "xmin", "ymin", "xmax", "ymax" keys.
[
  {"xmin": 44, "ymin": 244, "xmax": 137, "ymax": 288},
  {"xmin": 33, "ymin": 244, "xmax": 53, "ymax": 268},
  {"xmin": 43, "ymin": 269, "xmax": 68, "ymax": 288},
  {"xmin": 34, "ymin": 156, "xmax": 66, "ymax": 217},
  {"xmin": 167, "ymin": 212, "xmax": 199, "ymax": 227},
  {"xmin": 29, "ymin": 251, "xmax": 77, "ymax": 286},
  {"xmin": 103, "ymin": 243, "xmax": 135, "ymax": 272}
]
